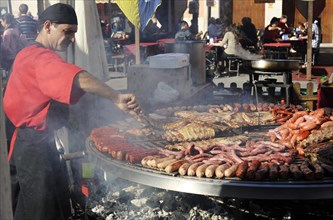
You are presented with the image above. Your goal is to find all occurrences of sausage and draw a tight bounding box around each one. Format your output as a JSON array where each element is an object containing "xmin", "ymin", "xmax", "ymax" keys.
[
  {"xmin": 320, "ymin": 121, "xmax": 333, "ymax": 128},
  {"xmin": 257, "ymin": 103, "xmax": 263, "ymax": 112},
  {"xmin": 150, "ymin": 156, "xmax": 175, "ymax": 167},
  {"xmin": 116, "ymin": 148, "xmax": 133, "ymax": 160},
  {"xmin": 235, "ymin": 162, "xmax": 249, "ymax": 179},
  {"xmin": 224, "ymin": 163, "xmax": 239, "ymax": 177},
  {"xmin": 294, "ymin": 116, "xmax": 306, "ymax": 128},
  {"xmin": 157, "ymin": 158, "xmax": 178, "ymax": 169},
  {"xmin": 296, "ymin": 130, "xmax": 310, "ymax": 142},
  {"xmin": 242, "ymin": 103, "xmax": 249, "ymax": 112},
  {"xmin": 108, "ymin": 145, "xmax": 130, "ymax": 157},
  {"xmin": 215, "ymin": 164, "xmax": 230, "ymax": 179},
  {"xmin": 300, "ymin": 163, "xmax": 315, "ymax": 180},
  {"xmin": 141, "ymin": 155, "xmax": 155, "ymax": 166},
  {"xmin": 165, "ymin": 160, "xmax": 188, "ymax": 173},
  {"xmin": 310, "ymin": 108, "xmax": 325, "ymax": 117},
  {"xmin": 187, "ymin": 162, "xmax": 204, "ymax": 176},
  {"xmin": 289, "ymin": 164, "xmax": 302, "ymax": 180},
  {"xmin": 196, "ymin": 164, "xmax": 211, "ymax": 177},
  {"xmin": 296, "ymin": 144, "xmax": 305, "ymax": 156},
  {"xmin": 126, "ymin": 149, "xmax": 159, "ymax": 161},
  {"xmin": 205, "ymin": 164, "xmax": 219, "ymax": 178},
  {"xmin": 127, "ymin": 151, "xmax": 158, "ymax": 164},
  {"xmin": 249, "ymin": 104, "xmax": 256, "ymax": 111},
  {"xmin": 269, "ymin": 163, "xmax": 279, "ymax": 180},
  {"xmin": 278, "ymin": 164, "xmax": 290, "ymax": 179},
  {"xmin": 245, "ymin": 160, "xmax": 261, "ymax": 180},
  {"xmin": 178, "ymin": 162, "xmax": 192, "ymax": 176},
  {"xmin": 255, "ymin": 163, "xmax": 270, "ymax": 180},
  {"xmin": 312, "ymin": 163, "xmax": 324, "ymax": 180},
  {"xmin": 300, "ymin": 122, "xmax": 317, "ymax": 131}
]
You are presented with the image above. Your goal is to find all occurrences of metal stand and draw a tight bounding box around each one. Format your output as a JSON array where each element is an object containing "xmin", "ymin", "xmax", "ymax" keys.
[{"xmin": 250, "ymin": 70, "xmax": 293, "ymax": 105}]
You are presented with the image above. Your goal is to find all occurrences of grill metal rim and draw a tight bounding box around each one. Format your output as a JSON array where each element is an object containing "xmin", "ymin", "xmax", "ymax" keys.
[{"xmin": 87, "ymin": 139, "xmax": 333, "ymax": 200}]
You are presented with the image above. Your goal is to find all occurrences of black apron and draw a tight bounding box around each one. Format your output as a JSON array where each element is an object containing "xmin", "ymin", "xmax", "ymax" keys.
[{"xmin": 10, "ymin": 101, "xmax": 71, "ymax": 220}]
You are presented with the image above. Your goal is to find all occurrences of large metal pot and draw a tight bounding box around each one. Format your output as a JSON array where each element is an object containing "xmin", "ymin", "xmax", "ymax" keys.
[
  {"xmin": 246, "ymin": 59, "xmax": 300, "ymax": 72},
  {"xmin": 164, "ymin": 41, "xmax": 206, "ymax": 85}
]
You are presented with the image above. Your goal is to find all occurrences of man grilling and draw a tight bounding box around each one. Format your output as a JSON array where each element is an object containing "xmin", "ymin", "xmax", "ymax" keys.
[{"xmin": 4, "ymin": 3, "xmax": 140, "ymax": 220}]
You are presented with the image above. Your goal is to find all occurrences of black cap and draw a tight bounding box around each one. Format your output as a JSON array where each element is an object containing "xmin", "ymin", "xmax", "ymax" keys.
[{"xmin": 39, "ymin": 3, "xmax": 78, "ymax": 26}]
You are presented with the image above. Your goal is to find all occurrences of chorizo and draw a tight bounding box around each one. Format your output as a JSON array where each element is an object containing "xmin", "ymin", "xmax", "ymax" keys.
[
  {"xmin": 245, "ymin": 160, "xmax": 261, "ymax": 180},
  {"xmin": 269, "ymin": 163, "xmax": 279, "ymax": 180},
  {"xmin": 235, "ymin": 161, "xmax": 249, "ymax": 179},
  {"xmin": 255, "ymin": 163, "xmax": 269, "ymax": 180}
]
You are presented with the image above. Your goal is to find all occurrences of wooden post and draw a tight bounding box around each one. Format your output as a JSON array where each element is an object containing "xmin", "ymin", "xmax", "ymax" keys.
[
  {"xmin": 306, "ymin": 1, "xmax": 314, "ymax": 81},
  {"xmin": 0, "ymin": 76, "xmax": 13, "ymax": 219}
]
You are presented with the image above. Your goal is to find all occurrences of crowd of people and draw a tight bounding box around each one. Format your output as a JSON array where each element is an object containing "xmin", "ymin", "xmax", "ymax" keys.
[{"xmin": 0, "ymin": 4, "xmax": 37, "ymax": 80}]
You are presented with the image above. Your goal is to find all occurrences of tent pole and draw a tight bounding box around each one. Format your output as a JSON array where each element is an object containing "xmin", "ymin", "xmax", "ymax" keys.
[
  {"xmin": 6, "ymin": 0, "xmax": 12, "ymax": 14},
  {"xmin": 135, "ymin": 27, "xmax": 141, "ymax": 64},
  {"xmin": 306, "ymin": 1, "xmax": 314, "ymax": 81}
]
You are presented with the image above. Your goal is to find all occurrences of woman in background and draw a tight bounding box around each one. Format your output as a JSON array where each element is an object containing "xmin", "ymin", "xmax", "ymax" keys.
[{"xmin": 1, "ymin": 13, "xmax": 28, "ymax": 72}]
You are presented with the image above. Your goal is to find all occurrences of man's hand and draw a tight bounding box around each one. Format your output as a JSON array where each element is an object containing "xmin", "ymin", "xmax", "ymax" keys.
[{"xmin": 115, "ymin": 93, "xmax": 141, "ymax": 115}]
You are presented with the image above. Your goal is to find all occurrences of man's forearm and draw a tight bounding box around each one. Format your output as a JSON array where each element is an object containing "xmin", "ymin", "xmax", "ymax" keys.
[{"xmin": 74, "ymin": 71, "xmax": 119, "ymax": 103}]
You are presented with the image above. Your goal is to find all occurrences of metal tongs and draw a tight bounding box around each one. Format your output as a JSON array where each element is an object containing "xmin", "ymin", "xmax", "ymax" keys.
[{"xmin": 134, "ymin": 111, "xmax": 164, "ymax": 137}]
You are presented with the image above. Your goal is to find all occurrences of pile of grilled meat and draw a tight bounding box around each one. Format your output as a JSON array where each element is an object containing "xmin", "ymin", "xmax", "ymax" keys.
[{"xmin": 89, "ymin": 103, "xmax": 333, "ymax": 181}]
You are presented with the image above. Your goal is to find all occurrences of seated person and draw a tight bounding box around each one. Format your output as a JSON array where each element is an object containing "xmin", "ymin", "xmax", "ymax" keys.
[
  {"xmin": 277, "ymin": 15, "xmax": 291, "ymax": 36},
  {"xmin": 208, "ymin": 17, "xmax": 223, "ymax": 39},
  {"xmin": 263, "ymin": 17, "xmax": 282, "ymax": 43},
  {"xmin": 175, "ymin": 20, "xmax": 202, "ymax": 41},
  {"xmin": 239, "ymin": 17, "xmax": 258, "ymax": 50},
  {"xmin": 216, "ymin": 24, "xmax": 261, "ymax": 76}
]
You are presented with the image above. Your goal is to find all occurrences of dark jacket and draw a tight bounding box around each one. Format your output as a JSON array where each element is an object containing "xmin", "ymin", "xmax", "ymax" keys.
[{"xmin": 16, "ymin": 15, "xmax": 37, "ymax": 41}]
